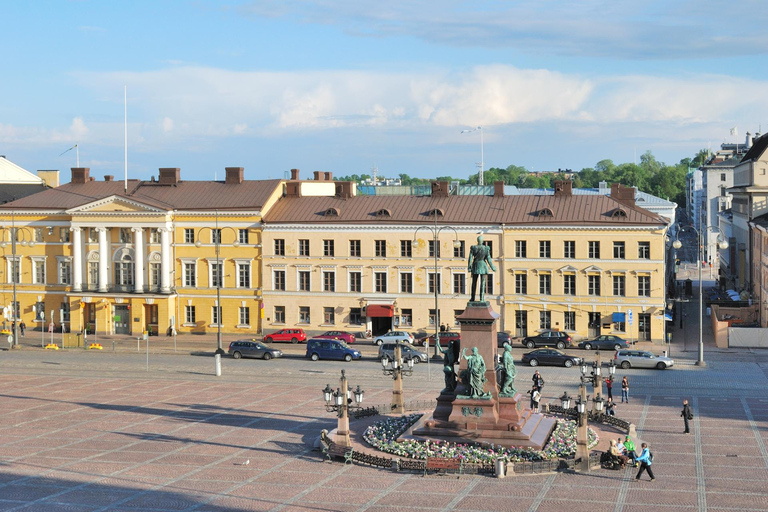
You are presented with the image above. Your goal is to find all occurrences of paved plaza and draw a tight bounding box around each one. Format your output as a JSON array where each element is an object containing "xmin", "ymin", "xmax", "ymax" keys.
[{"xmin": 3, "ymin": 315, "xmax": 768, "ymax": 511}]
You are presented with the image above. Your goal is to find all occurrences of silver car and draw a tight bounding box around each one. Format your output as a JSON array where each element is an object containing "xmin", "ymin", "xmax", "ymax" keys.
[
  {"xmin": 373, "ymin": 330, "xmax": 415, "ymax": 345},
  {"xmin": 614, "ymin": 350, "xmax": 674, "ymax": 370},
  {"xmin": 378, "ymin": 342, "xmax": 428, "ymax": 363}
]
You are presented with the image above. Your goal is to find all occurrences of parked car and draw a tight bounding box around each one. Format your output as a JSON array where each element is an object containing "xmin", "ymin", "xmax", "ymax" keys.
[
  {"xmin": 263, "ymin": 328, "xmax": 306, "ymax": 344},
  {"xmin": 305, "ymin": 338, "xmax": 362, "ymax": 362},
  {"xmin": 378, "ymin": 342, "xmax": 428, "ymax": 363},
  {"xmin": 373, "ymin": 330, "xmax": 415, "ymax": 346},
  {"xmin": 614, "ymin": 350, "xmax": 674, "ymax": 370},
  {"xmin": 522, "ymin": 348, "xmax": 582, "ymax": 368},
  {"xmin": 417, "ymin": 331, "xmax": 460, "ymax": 347},
  {"xmin": 578, "ymin": 335, "xmax": 630, "ymax": 351},
  {"xmin": 315, "ymin": 330, "xmax": 356, "ymax": 344},
  {"xmin": 497, "ymin": 332, "xmax": 512, "ymax": 347},
  {"xmin": 228, "ymin": 340, "xmax": 283, "ymax": 360},
  {"xmin": 521, "ymin": 331, "xmax": 572, "ymax": 349}
]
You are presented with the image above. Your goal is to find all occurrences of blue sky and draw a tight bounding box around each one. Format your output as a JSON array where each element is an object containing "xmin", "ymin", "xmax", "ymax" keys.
[{"xmin": 1, "ymin": 0, "xmax": 767, "ymax": 182}]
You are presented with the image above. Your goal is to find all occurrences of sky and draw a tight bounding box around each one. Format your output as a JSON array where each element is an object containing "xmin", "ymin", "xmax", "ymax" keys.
[{"xmin": 1, "ymin": 0, "xmax": 768, "ymax": 183}]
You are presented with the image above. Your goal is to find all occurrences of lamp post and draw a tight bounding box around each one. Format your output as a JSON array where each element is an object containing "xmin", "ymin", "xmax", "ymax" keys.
[
  {"xmin": 381, "ymin": 340, "xmax": 414, "ymax": 414},
  {"xmin": 570, "ymin": 361, "xmax": 605, "ymax": 472},
  {"xmin": 0, "ymin": 212, "xmax": 35, "ymax": 347},
  {"xmin": 414, "ymin": 222, "xmax": 461, "ymax": 369},
  {"xmin": 673, "ymin": 225, "xmax": 728, "ymax": 366},
  {"xmin": 195, "ymin": 211, "xmax": 241, "ymax": 376},
  {"xmin": 322, "ymin": 370, "xmax": 365, "ymax": 447}
]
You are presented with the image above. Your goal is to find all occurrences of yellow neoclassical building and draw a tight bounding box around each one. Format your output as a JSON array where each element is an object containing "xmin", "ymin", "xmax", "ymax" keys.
[{"xmin": 0, "ymin": 167, "xmax": 282, "ymax": 341}]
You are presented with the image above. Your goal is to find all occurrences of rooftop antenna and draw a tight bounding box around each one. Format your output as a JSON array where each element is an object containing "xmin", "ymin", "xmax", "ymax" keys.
[
  {"xmin": 372, "ymin": 165, "xmax": 378, "ymax": 185},
  {"xmin": 460, "ymin": 126, "xmax": 484, "ymax": 186},
  {"xmin": 59, "ymin": 144, "xmax": 79, "ymax": 167},
  {"xmin": 124, "ymin": 85, "xmax": 128, "ymax": 194}
]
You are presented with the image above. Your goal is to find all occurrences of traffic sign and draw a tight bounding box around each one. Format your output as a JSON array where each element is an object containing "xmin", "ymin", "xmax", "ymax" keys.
[{"xmin": 627, "ymin": 309, "xmax": 634, "ymax": 326}]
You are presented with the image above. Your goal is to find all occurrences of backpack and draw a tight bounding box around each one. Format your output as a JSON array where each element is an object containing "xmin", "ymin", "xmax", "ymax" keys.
[{"xmin": 649, "ymin": 451, "xmax": 654, "ymax": 463}]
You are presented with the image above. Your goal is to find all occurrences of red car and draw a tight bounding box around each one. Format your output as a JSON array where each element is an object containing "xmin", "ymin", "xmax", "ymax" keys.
[
  {"xmin": 315, "ymin": 330, "xmax": 356, "ymax": 344},
  {"xmin": 263, "ymin": 328, "xmax": 307, "ymax": 344}
]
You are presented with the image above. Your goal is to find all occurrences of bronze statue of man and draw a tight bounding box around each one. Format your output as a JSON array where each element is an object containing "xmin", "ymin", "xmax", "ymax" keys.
[
  {"xmin": 467, "ymin": 234, "xmax": 496, "ymax": 302},
  {"xmin": 498, "ymin": 342, "xmax": 517, "ymax": 397}
]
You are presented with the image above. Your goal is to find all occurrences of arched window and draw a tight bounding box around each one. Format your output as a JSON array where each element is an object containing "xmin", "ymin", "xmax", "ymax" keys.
[
  {"xmin": 114, "ymin": 249, "xmax": 135, "ymax": 287},
  {"xmin": 375, "ymin": 208, "xmax": 392, "ymax": 218},
  {"xmin": 612, "ymin": 208, "xmax": 628, "ymax": 218}
]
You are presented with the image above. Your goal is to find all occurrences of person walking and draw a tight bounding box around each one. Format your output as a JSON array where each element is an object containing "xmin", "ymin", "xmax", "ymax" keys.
[
  {"xmin": 19, "ymin": 321, "xmax": 26, "ymax": 337},
  {"xmin": 605, "ymin": 376, "xmax": 614, "ymax": 400},
  {"xmin": 621, "ymin": 376, "xmax": 629, "ymax": 403},
  {"xmin": 635, "ymin": 442, "xmax": 655, "ymax": 481},
  {"xmin": 530, "ymin": 386, "xmax": 541, "ymax": 413},
  {"xmin": 532, "ymin": 370, "xmax": 544, "ymax": 391},
  {"xmin": 681, "ymin": 399, "xmax": 693, "ymax": 434}
]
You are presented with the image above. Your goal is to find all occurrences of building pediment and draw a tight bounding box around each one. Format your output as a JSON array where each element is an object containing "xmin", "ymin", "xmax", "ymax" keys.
[{"xmin": 66, "ymin": 196, "xmax": 168, "ymax": 215}]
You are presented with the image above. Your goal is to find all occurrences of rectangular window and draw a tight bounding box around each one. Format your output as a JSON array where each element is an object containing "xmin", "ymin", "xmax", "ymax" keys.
[
  {"xmin": 515, "ymin": 240, "xmax": 527, "ymax": 258},
  {"xmin": 453, "ymin": 273, "xmax": 466, "ymax": 294},
  {"xmin": 149, "ymin": 230, "xmax": 160, "ymax": 244},
  {"xmin": 350, "ymin": 271, "xmax": 362, "ymax": 293},
  {"xmin": 539, "ymin": 274, "xmax": 551, "ymax": 295},
  {"xmin": 60, "ymin": 228, "xmax": 70, "ymax": 243},
  {"xmin": 299, "ymin": 271, "xmax": 311, "ymax": 291},
  {"xmin": 274, "ymin": 306, "xmax": 285, "ymax": 323},
  {"xmin": 239, "ymin": 307, "xmax": 250, "ymax": 326},
  {"xmin": 323, "ymin": 271, "xmax": 335, "ymax": 292},
  {"xmin": 401, "ymin": 240, "xmax": 412, "ymax": 257},
  {"xmin": 184, "ymin": 263, "xmax": 196, "ymax": 287},
  {"xmin": 211, "ymin": 229, "xmax": 222, "ymax": 245},
  {"xmin": 88, "ymin": 228, "xmax": 98, "ymax": 242},
  {"xmin": 721, "ymin": 173, "xmax": 726, "ymax": 181},
  {"xmin": 638, "ymin": 275, "xmax": 651, "ymax": 297},
  {"xmin": 58, "ymin": 261, "xmax": 71, "ymax": 285},
  {"xmin": 238, "ymin": 229, "xmax": 249, "ymax": 245},
  {"xmin": 564, "ymin": 311, "xmax": 576, "ymax": 331},
  {"xmin": 613, "ymin": 241, "xmax": 625, "ymax": 259},
  {"xmin": 615, "ymin": 320, "xmax": 626, "ymax": 332},
  {"xmin": 375, "ymin": 240, "xmax": 386, "ymax": 257},
  {"xmin": 375, "ymin": 272, "xmax": 387, "ymax": 293},
  {"xmin": 401, "ymin": 309, "xmax": 413, "ymax": 326},
  {"xmin": 588, "ymin": 275, "xmax": 601, "ymax": 296},
  {"xmin": 350, "ymin": 307, "xmax": 362, "ymax": 325},
  {"xmin": 183, "ymin": 229, "xmax": 193, "ymax": 244},
  {"xmin": 33, "ymin": 260, "xmax": 46, "ymax": 284},
  {"xmin": 299, "ymin": 239, "xmax": 309, "ymax": 256},
  {"xmin": 323, "ymin": 239, "xmax": 335, "ymax": 257},
  {"xmin": 429, "ymin": 309, "xmax": 440, "ymax": 326},
  {"xmin": 211, "ymin": 262, "xmax": 222, "ymax": 287},
  {"xmin": 88, "ymin": 261, "xmax": 98, "ymax": 288},
  {"xmin": 638, "ymin": 242, "xmax": 651, "ymax": 259},
  {"xmin": 564, "ymin": 274, "xmax": 576, "ymax": 295},
  {"xmin": 273, "ymin": 270, "xmax": 286, "ymax": 290},
  {"xmin": 454, "ymin": 241, "xmax": 465, "ymax": 258},
  {"xmin": 428, "ymin": 272, "xmax": 441, "ymax": 294},
  {"xmin": 119, "ymin": 228, "xmax": 132, "ymax": 243},
  {"xmin": 539, "ymin": 240, "xmax": 551, "ymax": 258},
  {"xmin": 238, "ymin": 263, "xmax": 251, "ymax": 288},
  {"xmin": 299, "ymin": 306, "xmax": 310, "ymax": 324},
  {"xmin": 350, "ymin": 240, "xmax": 361, "ymax": 257},
  {"xmin": 483, "ymin": 240, "xmax": 493, "ymax": 257},
  {"xmin": 149, "ymin": 262, "xmax": 160, "ymax": 289},
  {"xmin": 564, "ymin": 240, "xmax": 575, "ymax": 258},
  {"xmin": 400, "ymin": 272, "xmax": 413, "ymax": 293},
  {"xmin": 323, "ymin": 307, "xmax": 335, "ymax": 325},
  {"xmin": 540, "ymin": 311, "xmax": 551, "ymax": 330},
  {"xmin": 212, "ymin": 305, "xmax": 221, "ymax": 326},
  {"xmin": 589, "ymin": 241, "xmax": 600, "ymax": 259},
  {"xmin": 33, "ymin": 228, "xmax": 43, "ymax": 243},
  {"xmin": 115, "ymin": 261, "xmax": 134, "ymax": 286},
  {"xmin": 185, "ymin": 305, "xmax": 196, "ymax": 324},
  {"xmin": 613, "ymin": 275, "xmax": 625, "ymax": 296},
  {"xmin": 515, "ymin": 274, "xmax": 527, "ymax": 294},
  {"xmin": 485, "ymin": 277, "xmax": 493, "ymax": 295},
  {"xmin": 61, "ymin": 302, "xmax": 70, "ymax": 322},
  {"xmin": 429, "ymin": 240, "xmax": 441, "ymax": 258},
  {"xmin": 275, "ymin": 239, "xmax": 285, "ymax": 256}
]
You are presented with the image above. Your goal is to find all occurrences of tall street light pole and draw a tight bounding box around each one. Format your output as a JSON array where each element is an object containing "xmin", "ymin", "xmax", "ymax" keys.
[{"xmin": 1, "ymin": 212, "xmax": 35, "ymax": 347}]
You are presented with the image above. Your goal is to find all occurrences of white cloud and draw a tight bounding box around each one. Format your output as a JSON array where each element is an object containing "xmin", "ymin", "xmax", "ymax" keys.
[
  {"xmin": 233, "ymin": 123, "xmax": 248, "ymax": 134},
  {"xmin": 69, "ymin": 117, "xmax": 88, "ymax": 139},
  {"xmin": 162, "ymin": 117, "xmax": 174, "ymax": 133}
]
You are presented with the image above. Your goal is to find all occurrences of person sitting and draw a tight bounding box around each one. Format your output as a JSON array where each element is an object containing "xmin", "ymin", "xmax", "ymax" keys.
[
  {"xmin": 605, "ymin": 397, "xmax": 616, "ymax": 416},
  {"xmin": 609, "ymin": 439, "xmax": 629, "ymax": 468},
  {"xmin": 623, "ymin": 436, "xmax": 638, "ymax": 466}
]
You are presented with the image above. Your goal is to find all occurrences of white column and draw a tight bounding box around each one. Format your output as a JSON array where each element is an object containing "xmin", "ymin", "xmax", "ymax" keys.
[
  {"xmin": 133, "ymin": 227, "xmax": 144, "ymax": 293},
  {"xmin": 160, "ymin": 228, "xmax": 171, "ymax": 294},
  {"xmin": 97, "ymin": 228, "xmax": 109, "ymax": 293},
  {"xmin": 72, "ymin": 227, "xmax": 83, "ymax": 292}
]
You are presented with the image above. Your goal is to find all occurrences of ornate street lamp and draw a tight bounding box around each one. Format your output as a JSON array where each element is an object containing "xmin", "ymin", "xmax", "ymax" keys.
[
  {"xmin": 560, "ymin": 391, "xmax": 572, "ymax": 418},
  {"xmin": 322, "ymin": 370, "xmax": 365, "ymax": 447},
  {"xmin": 381, "ymin": 340, "xmax": 414, "ymax": 414},
  {"xmin": 0, "ymin": 212, "xmax": 35, "ymax": 347}
]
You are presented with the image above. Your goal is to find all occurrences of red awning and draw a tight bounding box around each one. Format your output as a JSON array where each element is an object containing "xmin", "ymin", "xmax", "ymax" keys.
[{"xmin": 366, "ymin": 305, "xmax": 394, "ymax": 317}]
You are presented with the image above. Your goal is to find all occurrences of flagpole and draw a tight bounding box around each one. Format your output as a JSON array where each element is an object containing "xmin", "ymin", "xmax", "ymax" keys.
[
  {"xmin": 76, "ymin": 144, "xmax": 79, "ymax": 168},
  {"xmin": 124, "ymin": 85, "xmax": 128, "ymax": 194}
]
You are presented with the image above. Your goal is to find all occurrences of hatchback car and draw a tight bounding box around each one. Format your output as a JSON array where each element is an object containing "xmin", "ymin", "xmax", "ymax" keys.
[
  {"xmin": 263, "ymin": 328, "xmax": 306, "ymax": 344},
  {"xmin": 417, "ymin": 331, "xmax": 460, "ymax": 347},
  {"xmin": 228, "ymin": 340, "xmax": 283, "ymax": 360},
  {"xmin": 578, "ymin": 335, "xmax": 630, "ymax": 351},
  {"xmin": 378, "ymin": 342, "xmax": 428, "ymax": 363},
  {"xmin": 373, "ymin": 330, "xmax": 415, "ymax": 345},
  {"xmin": 521, "ymin": 331, "xmax": 572, "ymax": 349},
  {"xmin": 315, "ymin": 330, "xmax": 356, "ymax": 344},
  {"xmin": 497, "ymin": 332, "xmax": 512, "ymax": 347},
  {"xmin": 614, "ymin": 350, "xmax": 674, "ymax": 370},
  {"xmin": 522, "ymin": 348, "xmax": 582, "ymax": 368},
  {"xmin": 306, "ymin": 338, "xmax": 362, "ymax": 362}
]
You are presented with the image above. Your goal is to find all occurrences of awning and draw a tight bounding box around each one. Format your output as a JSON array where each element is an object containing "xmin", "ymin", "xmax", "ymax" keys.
[
  {"xmin": 664, "ymin": 313, "xmax": 673, "ymax": 321},
  {"xmin": 366, "ymin": 305, "xmax": 394, "ymax": 317},
  {"xmin": 612, "ymin": 312, "xmax": 626, "ymax": 322}
]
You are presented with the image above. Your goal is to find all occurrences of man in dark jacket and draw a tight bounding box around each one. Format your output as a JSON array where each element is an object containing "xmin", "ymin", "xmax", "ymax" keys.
[{"xmin": 682, "ymin": 399, "xmax": 693, "ymax": 434}]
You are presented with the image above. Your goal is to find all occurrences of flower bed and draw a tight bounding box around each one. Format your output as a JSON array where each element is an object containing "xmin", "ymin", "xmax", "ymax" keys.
[{"xmin": 363, "ymin": 413, "xmax": 598, "ymax": 463}]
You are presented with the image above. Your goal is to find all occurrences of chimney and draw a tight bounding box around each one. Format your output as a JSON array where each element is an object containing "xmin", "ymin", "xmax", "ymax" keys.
[
  {"xmin": 313, "ymin": 171, "xmax": 321, "ymax": 181},
  {"xmin": 71, "ymin": 167, "xmax": 90, "ymax": 184},
  {"xmin": 290, "ymin": 168, "xmax": 300, "ymax": 180},
  {"xmin": 335, "ymin": 182, "xmax": 354, "ymax": 199},
  {"xmin": 493, "ymin": 181, "xmax": 505, "ymax": 197},
  {"xmin": 225, "ymin": 167, "xmax": 244, "ymax": 185},
  {"xmin": 37, "ymin": 170, "xmax": 60, "ymax": 188},
  {"xmin": 158, "ymin": 168, "xmax": 181, "ymax": 185},
  {"xmin": 553, "ymin": 180, "xmax": 573, "ymax": 197},
  {"xmin": 285, "ymin": 181, "xmax": 301, "ymax": 197},
  {"xmin": 324, "ymin": 171, "xmax": 332, "ymax": 181},
  {"xmin": 610, "ymin": 183, "xmax": 636, "ymax": 206},
  {"xmin": 746, "ymin": 132, "xmax": 753, "ymax": 150},
  {"xmin": 104, "ymin": 175, "xmax": 114, "ymax": 182},
  {"xmin": 431, "ymin": 180, "xmax": 449, "ymax": 197}
]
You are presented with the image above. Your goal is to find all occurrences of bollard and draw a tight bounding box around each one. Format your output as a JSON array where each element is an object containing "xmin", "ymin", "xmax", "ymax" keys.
[
  {"xmin": 112, "ymin": 340, "xmax": 116, "ymax": 352},
  {"xmin": 214, "ymin": 353, "xmax": 222, "ymax": 377},
  {"xmin": 495, "ymin": 458, "xmax": 506, "ymax": 478}
]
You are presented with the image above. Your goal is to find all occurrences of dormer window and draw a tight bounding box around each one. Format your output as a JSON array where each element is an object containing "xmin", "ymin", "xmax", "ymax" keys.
[
  {"xmin": 612, "ymin": 208, "xmax": 628, "ymax": 218},
  {"xmin": 325, "ymin": 207, "xmax": 340, "ymax": 217},
  {"xmin": 375, "ymin": 208, "xmax": 392, "ymax": 218},
  {"xmin": 428, "ymin": 208, "xmax": 444, "ymax": 218},
  {"xmin": 538, "ymin": 208, "xmax": 553, "ymax": 218}
]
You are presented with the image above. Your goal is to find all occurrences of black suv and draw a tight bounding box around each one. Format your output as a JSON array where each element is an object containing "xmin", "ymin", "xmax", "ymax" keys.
[{"xmin": 521, "ymin": 331, "xmax": 572, "ymax": 349}]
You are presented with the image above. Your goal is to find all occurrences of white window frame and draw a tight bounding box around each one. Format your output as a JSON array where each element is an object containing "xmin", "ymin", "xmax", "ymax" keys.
[
  {"xmin": 272, "ymin": 266, "xmax": 287, "ymax": 291},
  {"xmin": 31, "ymin": 256, "xmax": 46, "ymax": 284},
  {"xmin": 56, "ymin": 257, "xmax": 72, "ymax": 285},
  {"xmin": 181, "ymin": 259, "xmax": 197, "ymax": 288},
  {"xmin": 235, "ymin": 259, "xmax": 252, "ymax": 289}
]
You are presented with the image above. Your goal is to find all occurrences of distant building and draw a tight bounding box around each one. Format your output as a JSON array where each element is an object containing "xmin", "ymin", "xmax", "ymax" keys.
[{"xmin": 0, "ymin": 156, "xmax": 52, "ymax": 203}]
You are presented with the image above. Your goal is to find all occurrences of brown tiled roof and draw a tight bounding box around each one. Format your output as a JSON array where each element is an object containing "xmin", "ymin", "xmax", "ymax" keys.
[
  {"xmin": 263, "ymin": 193, "xmax": 666, "ymax": 227},
  {"xmin": 0, "ymin": 179, "xmax": 283, "ymax": 211}
]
